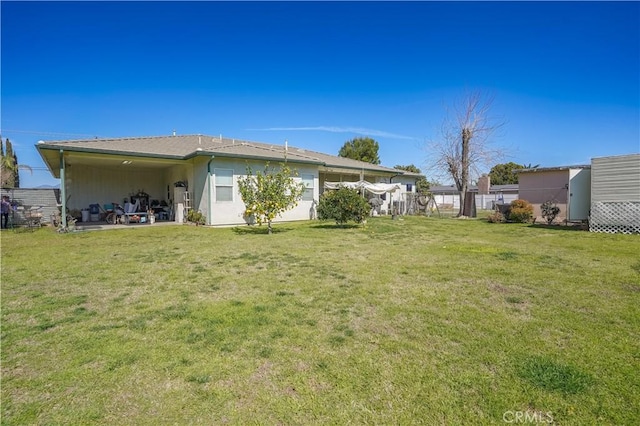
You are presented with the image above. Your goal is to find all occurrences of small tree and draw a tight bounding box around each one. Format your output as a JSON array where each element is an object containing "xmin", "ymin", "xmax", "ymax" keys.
[
  {"xmin": 541, "ymin": 200, "xmax": 560, "ymax": 225},
  {"xmin": 237, "ymin": 163, "xmax": 305, "ymax": 234},
  {"xmin": 317, "ymin": 187, "xmax": 370, "ymax": 225}
]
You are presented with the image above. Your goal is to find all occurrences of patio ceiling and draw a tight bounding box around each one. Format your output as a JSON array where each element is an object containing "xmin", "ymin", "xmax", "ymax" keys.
[{"xmin": 39, "ymin": 149, "xmax": 184, "ymax": 178}]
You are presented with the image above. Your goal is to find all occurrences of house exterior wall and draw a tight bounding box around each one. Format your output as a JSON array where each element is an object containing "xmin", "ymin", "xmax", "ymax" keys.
[
  {"xmin": 203, "ymin": 158, "xmax": 319, "ymax": 226},
  {"xmin": 166, "ymin": 163, "xmax": 193, "ymax": 204},
  {"xmin": 518, "ymin": 170, "xmax": 569, "ymax": 221},
  {"xmin": 392, "ymin": 176, "xmax": 419, "ymax": 194}
]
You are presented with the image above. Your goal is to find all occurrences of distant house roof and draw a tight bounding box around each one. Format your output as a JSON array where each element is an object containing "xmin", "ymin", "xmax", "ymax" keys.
[
  {"xmin": 429, "ymin": 185, "xmax": 459, "ymax": 194},
  {"xmin": 394, "ymin": 170, "xmax": 424, "ymax": 178},
  {"xmin": 469, "ymin": 184, "xmax": 519, "ymax": 193},
  {"xmin": 36, "ymin": 134, "xmax": 407, "ymax": 175},
  {"xmin": 430, "ymin": 184, "xmax": 518, "ymax": 194},
  {"xmin": 518, "ymin": 164, "xmax": 591, "ymax": 173}
]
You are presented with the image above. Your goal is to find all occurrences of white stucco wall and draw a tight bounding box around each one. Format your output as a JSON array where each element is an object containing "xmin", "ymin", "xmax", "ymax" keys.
[{"xmin": 202, "ymin": 158, "xmax": 319, "ymax": 226}]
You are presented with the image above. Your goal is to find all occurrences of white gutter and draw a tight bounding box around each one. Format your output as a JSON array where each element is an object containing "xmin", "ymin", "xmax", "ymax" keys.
[{"xmin": 207, "ymin": 155, "xmax": 215, "ymax": 225}]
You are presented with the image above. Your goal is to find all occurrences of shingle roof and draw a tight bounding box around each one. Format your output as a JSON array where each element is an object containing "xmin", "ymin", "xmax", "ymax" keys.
[{"xmin": 36, "ymin": 134, "xmax": 403, "ymax": 174}]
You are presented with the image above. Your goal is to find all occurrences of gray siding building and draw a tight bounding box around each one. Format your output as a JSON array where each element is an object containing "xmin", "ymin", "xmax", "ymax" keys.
[{"xmin": 590, "ymin": 154, "xmax": 640, "ymax": 234}]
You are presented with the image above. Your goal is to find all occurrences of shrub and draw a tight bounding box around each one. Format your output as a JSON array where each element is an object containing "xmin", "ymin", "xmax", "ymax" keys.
[
  {"xmin": 317, "ymin": 187, "xmax": 370, "ymax": 225},
  {"xmin": 541, "ymin": 200, "xmax": 561, "ymax": 225},
  {"xmin": 509, "ymin": 199, "xmax": 534, "ymax": 223},
  {"xmin": 187, "ymin": 209, "xmax": 205, "ymax": 225},
  {"xmin": 487, "ymin": 211, "xmax": 505, "ymax": 223}
]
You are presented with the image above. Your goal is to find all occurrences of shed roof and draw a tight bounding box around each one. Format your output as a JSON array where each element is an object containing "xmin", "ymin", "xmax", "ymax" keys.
[{"xmin": 517, "ymin": 164, "xmax": 591, "ymax": 173}]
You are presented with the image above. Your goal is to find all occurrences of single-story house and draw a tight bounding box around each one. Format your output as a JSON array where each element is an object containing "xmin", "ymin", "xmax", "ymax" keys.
[
  {"xmin": 517, "ymin": 164, "xmax": 591, "ymax": 222},
  {"xmin": 36, "ymin": 134, "xmax": 422, "ymax": 226}
]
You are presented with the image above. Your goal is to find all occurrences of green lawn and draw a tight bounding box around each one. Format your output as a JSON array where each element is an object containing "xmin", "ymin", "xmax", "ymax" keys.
[{"xmin": 1, "ymin": 217, "xmax": 638, "ymax": 425}]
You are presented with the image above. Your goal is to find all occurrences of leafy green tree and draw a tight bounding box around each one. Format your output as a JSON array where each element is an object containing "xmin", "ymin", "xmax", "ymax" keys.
[
  {"xmin": 317, "ymin": 187, "xmax": 370, "ymax": 225},
  {"xmin": 237, "ymin": 163, "xmax": 305, "ymax": 234},
  {"xmin": 488, "ymin": 162, "xmax": 525, "ymax": 185},
  {"xmin": 338, "ymin": 137, "xmax": 380, "ymax": 164},
  {"xmin": 394, "ymin": 164, "xmax": 421, "ymax": 174},
  {"xmin": 394, "ymin": 164, "xmax": 430, "ymax": 194}
]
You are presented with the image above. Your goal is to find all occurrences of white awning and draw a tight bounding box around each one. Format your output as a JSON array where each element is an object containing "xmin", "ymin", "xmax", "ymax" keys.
[{"xmin": 323, "ymin": 180, "xmax": 402, "ymax": 195}]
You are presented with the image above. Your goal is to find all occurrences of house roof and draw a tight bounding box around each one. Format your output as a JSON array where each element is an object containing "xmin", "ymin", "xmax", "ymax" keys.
[
  {"xmin": 518, "ymin": 164, "xmax": 591, "ymax": 173},
  {"xmin": 429, "ymin": 185, "xmax": 459, "ymax": 193},
  {"xmin": 394, "ymin": 170, "xmax": 423, "ymax": 178},
  {"xmin": 430, "ymin": 184, "xmax": 519, "ymax": 194},
  {"xmin": 36, "ymin": 134, "xmax": 407, "ymax": 176}
]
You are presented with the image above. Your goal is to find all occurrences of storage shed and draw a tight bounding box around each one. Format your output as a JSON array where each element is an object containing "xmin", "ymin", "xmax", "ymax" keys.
[
  {"xmin": 589, "ymin": 153, "xmax": 640, "ymax": 234},
  {"xmin": 517, "ymin": 165, "xmax": 591, "ymax": 223}
]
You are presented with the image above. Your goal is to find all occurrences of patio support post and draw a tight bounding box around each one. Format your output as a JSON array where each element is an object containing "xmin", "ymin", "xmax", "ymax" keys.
[
  {"xmin": 59, "ymin": 149, "xmax": 67, "ymax": 228},
  {"xmin": 207, "ymin": 155, "xmax": 215, "ymax": 225}
]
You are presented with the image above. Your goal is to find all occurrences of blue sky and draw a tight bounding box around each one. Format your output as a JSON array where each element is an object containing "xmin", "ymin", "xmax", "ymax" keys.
[{"xmin": 2, "ymin": 1, "xmax": 639, "ymax": 187}]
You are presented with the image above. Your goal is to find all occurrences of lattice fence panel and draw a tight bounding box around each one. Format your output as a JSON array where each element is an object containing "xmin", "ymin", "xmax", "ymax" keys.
[{"xmin": 590, "ymin": 201, "xmax": 640, "ymax": 234}]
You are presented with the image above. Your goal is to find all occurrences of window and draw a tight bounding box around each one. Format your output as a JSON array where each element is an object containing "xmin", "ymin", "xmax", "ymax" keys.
[
  {"xmin": 215, "ymin": 169, "xmax": 234, "ymax": 202},
  {"xmin": 301, "ymin": 174, "xmax": 314, "ymax": 201},
  {"xmin": 406, "ymin": 183, "xmax": 413, "ymax": 192}
]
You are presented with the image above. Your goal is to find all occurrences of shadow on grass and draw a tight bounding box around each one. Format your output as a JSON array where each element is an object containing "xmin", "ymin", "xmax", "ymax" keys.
[
  {"xmin": 231, "ymin": 226, "xmax": 294, "ymax": 235},
  {"xmin": 478, "ymin": 220, "xmax": 588, "ymax": 232},
  {"xmin": 528, "ymin": 223, "xmax": 588, "ymax": 232},
  {"xmin": 310, "ymin": 223, "xmax": 363, "ymax": 230}
]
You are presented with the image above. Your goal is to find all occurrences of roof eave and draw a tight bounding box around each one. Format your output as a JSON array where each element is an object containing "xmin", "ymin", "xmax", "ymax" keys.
[
  {"xmin": 35, "ymin": 144, "xmax": 61, "ymax": 178},
  {"xmin": 36, "ymin": 144, "xmax": 185, "ymax": 160},
  {"xmin": 320, "ymin": 164, "xmax": 400, "ymax": 175},
  {"xmin": 186, "ymin": 150, "xmax": 324, "ymax": 165}
]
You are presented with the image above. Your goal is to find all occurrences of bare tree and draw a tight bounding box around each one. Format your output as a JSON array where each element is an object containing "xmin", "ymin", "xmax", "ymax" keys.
[{"xmin": 426, "ymin": 90, "xmax": 506, "ymax": 216}]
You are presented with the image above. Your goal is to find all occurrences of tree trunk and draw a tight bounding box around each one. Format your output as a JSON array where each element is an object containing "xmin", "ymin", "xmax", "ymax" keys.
[
  {"xmin": 459, "ymin": 128, "xmax": 471, "ymax": 216},
  {"xmin": 267, "ymin": 220, "xmax": 272, "ymax": 235}
]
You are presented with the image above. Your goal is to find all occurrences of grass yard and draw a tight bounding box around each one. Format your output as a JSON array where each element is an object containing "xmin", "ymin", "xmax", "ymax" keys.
[{"xmin": 1, "ymin": 217, "xmax": 639, "ymax": 425}]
